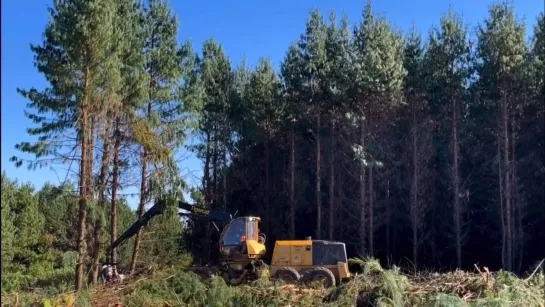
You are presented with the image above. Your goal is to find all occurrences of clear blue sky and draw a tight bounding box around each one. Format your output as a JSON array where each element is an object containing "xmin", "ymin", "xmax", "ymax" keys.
[{"xmin": 1, "ymin": 0, "xmax": 542, "ymax": 210}]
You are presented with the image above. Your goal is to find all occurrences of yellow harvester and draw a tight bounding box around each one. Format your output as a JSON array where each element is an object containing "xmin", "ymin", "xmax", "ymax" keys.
[{"xmin": 104, "ymin": 200, "xmax": 350, "ymax": 288}]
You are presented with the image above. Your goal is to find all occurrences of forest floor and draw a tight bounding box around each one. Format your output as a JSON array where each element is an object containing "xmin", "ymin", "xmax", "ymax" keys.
[{"xmin": 2, "ymin": 258, "xmax": 544, "ymax": 307}]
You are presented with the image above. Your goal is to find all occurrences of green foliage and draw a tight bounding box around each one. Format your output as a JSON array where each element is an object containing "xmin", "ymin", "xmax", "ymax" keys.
[
  {"xmin": 36, "ymin": 183, "xmax": 79, "ymax": 250},
  {"xmin": 299, "ymin": 9, "xmax": 329, "ymax": 101},
  {"xmin": 135, "ymin": 204, "xmax": 187, "ymax": 267},
  {"xmin": 1, "ymin": 173, "xmax": 17, "ymax": 272},
  {"xmin": 354, "ymin": 2, "xmax": 406, "ymax": 100},
  {"xmin": 423, "ymin": 7, "xmax": 473, "ymax": 116},
  {"xmin": 244, "ymin": 58, "xmax": 283, "ymax": 139},
  {"xmin": 329, "ymin": 258, "xmax": 410, "ymax": 306},
  {"xmin": 124, "ymin": 268, "xmax": 322, "ymax": 307},
  {"xmin": 0, "ymin": 175, "xmax": 72, "ymax": 293},
  {"xmin": 1, "ymin": 175, "xmax": 46, "ymax": 274},
  {"xmin": 116, "ymin": 262, "xmax": 541, "ymax": 307},
  {"xmin": 476, "ymin": 2, "xmax": 526, "ymax": 81},
  {"xmin": 3, "ymin": 256, "xmax": 543, "ymax": 306},
  {"xmin": 106, "ymin": 199, "xmax": 137, "ymax": 267},
  {"xmin": 11, "ymin": 0, "xmax": 120, "ymax": 169},
  {"xmin": 136, "ymin": 0, "xmax": 197, "ymax": 163},
  {"xmin": 423, "ymin": 293, "xmax": 466, "ymax": 307},
  {"xmin": 0, "ymin": 173, "xmax": 148, "ymax": 295}
]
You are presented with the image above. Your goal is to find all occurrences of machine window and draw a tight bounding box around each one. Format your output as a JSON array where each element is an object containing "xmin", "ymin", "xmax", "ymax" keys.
[
  {"xmin": 312, "ymin": 244, "xmax": 347, "ymax": 265},
  {"xmin": 222, "ymin": 219, "xmax": 245, "ymax": 246},
  {"xmin": 247, "ymin": 220, "xmax": 259, "ymax": 241}
]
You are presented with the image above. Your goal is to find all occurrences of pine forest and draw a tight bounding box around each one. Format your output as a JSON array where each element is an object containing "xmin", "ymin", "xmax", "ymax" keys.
[{"xmin": 2, "ymin": 0, "xmax": 544, "ymax": 306}]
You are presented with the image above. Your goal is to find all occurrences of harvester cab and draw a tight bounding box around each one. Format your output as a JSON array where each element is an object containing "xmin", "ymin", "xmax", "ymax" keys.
[{"xmin": 219, "ymin": 216, "xmax": 266, "ymax": 259}]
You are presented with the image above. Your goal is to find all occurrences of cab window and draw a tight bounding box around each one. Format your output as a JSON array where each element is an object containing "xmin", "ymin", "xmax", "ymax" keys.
[
  {"xmin": 247, "ymin": 220, "xmax": 259, "ymax": 241},
  {"xmin": 221, "ymin": 219, "xmax": 245, "ymax": 246}
]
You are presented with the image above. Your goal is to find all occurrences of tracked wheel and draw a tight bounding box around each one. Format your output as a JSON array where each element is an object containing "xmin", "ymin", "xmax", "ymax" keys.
[
  {"xmin": 275, "ymin": 267, "xmax": 301, "ymax": 285},
  {"xmin": 308, "ymin": 267, "xmax": 336, "ymax": 288}
]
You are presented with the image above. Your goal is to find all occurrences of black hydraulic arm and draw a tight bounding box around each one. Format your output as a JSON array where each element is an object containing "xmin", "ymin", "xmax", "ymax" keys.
[
  {"xmin": 177, "ymin": 201, "xmax": 233, "ymax": 223},
  {"xmin": 106, "ymin": 199, "xmax": 233, "ymax": 258}
]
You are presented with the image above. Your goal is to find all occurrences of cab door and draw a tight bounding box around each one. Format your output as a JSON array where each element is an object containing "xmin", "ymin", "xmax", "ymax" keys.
[{"xmin": 219, "ymin": 218, "xmax": 247, "ymax": 257}]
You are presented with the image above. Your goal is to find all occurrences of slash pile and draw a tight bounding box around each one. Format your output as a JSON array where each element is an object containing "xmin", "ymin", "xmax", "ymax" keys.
[{"xmin": 1, "ymin": 259, "xmax": 543, "ymax": 307}]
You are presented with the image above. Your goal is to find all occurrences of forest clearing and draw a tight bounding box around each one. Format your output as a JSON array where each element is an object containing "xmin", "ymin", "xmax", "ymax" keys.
[{"xmin": 1, "ymin": 0, "xmax": 544, "ymax": 305}]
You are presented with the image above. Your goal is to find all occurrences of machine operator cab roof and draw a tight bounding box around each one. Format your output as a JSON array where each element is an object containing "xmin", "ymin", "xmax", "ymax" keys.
[{"xmin": 219, "ymin": 216, "xmax": 265, "ymax": 259}]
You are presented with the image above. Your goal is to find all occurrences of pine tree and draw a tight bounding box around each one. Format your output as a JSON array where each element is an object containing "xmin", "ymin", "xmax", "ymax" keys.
[
  {"xmin": 280, "ymin": 43, "xmax": 305, "ymax": 238},
  {"xmin": 129, "ymin": 0, "xmax": 187, "ymax": 273},
  {"xmin": 533, "ymin": 13, "xmax": 545, "ymax": 276},
  {"xmin": 474, "ymin": 2, "xmax": 526, "ymax": 272},
  {"xmin": 424, "ymin": 8, "xmax": 472, "ymax": 269},
  {"xmin": 353, "ymin": 1, "xmax": 405, "ymax": 256},
  {"xmin": 198, "ymin": 38, "xmax": 232, "ymax": 261},
  {"xmin": 299, "ymin": 9, "xmax": 329, "ymax": 239},
  {"xmin": 403, "ymin": 23, "xmax": 430, "ymax": 266},
  {"xmin": 12, "ymin": 0, "xmax": 121, "ymax": 290},
  {"xmin": 322, "ymin": 12, "xmax": 355, "ymax": 240},
  {"xmin": 244, "ymin": 57, "xmax": 283, "ymax": 240}
]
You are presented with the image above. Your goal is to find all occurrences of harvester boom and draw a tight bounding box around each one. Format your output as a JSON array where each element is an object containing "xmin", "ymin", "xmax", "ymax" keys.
[{"xmin": 106, "ymin": 199, "xmax": 232, "ymax": 262}]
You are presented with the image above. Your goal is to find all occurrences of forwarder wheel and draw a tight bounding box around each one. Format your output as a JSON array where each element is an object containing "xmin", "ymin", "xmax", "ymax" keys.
[
  {"xmin": 275, "ymin": 267, "xmax": 301, "ymax": 285},
  {"xmin": 308, "ymin": 267, "xmax": 336, "ymax": 288}
]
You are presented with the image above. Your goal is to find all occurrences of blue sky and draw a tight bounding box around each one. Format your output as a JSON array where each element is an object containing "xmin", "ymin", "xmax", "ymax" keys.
[{"xmin": 1, "ymin": 0, "xmax": 542, "ymax": 210}]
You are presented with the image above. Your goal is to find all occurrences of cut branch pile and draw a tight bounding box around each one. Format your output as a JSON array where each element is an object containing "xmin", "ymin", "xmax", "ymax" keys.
[
  {"xmin": 406, "ymin": 264, "xmax": 544, "ymax": 306},
  {"xmin": 3, "ymin": 260, "xmax": 543, "ymax": 307},
  {"xmin": 409, "ymin": 268, "xmax": 491, "ymax": 301}
]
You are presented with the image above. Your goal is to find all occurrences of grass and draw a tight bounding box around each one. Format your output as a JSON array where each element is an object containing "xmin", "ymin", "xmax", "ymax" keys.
[{"xmin": 1, "ymin": 259, "xmax": 543, "ymax": 307}]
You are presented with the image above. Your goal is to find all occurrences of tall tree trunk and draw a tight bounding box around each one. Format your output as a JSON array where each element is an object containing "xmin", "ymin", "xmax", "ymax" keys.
[
  {"xmin": 452, "ymin": 97, "xmax": 462, "ymax": 269},
  {"xmin": 223, "ymin": 127, "xmax": 228, "ymax": 212},
  {"xmin": 213, "ymin": 125, "xmax": 218, "ymax": 198},
  {"xmin": 502, "ymin": 94, "xmax": 512, "ymax": 272},
  {"xmin": 392, "ymin": 194, "xmax": 398, "ymax": 262},
  {"xmin": 289, "ymin": 126, "xmax": 296, "ymax": 238},
  {"xmin": 368, "ymin": 107, "xmax": 374, "ymax": 257},
  {"xmin": 85, "ymin": 116, "xmax": 95, "ymax": 259},
  {"xmin": 497, "ymin": 121, "xmax": 506, "ymax": 270},
  {"xmin": 514, "ymin": 153, "xmax": 523, "ymax": 274},
  {"xmin": 203, "ymin": 132, "xmax": 211, "ymax": 202},
  {"xmin": 315, "ymin": 112, "xmax": 322, "ymax": 239},
  {"xmin": 90, "ymin": 120, "xmax": 111, "ymax": 284},
  {"xmin": 543, "ymin": 72, "xmax": 545, "ymax": 279},
  {"xmin": 130, "ymin": 151, "xmax": 147, "ymax": 273},
  {"xmin": 411, "ymin": 101, "xmax": 419, "ymax": 266},
  {"xmin": 75, "ymin": 67, "xmax": 90, "ymax": 291},
  {"xmin": 337, "ymin": 171, "xmax": 345, "ymax": 240},
  {"xmin": 511, "ymin": 107, "xmax": 522, "ymax": 273},
  {"xmin": 431, "ymin": 167, "xmax": 439, "ymax": 265},
  {"xmin": 209, "ymin": 126, "xmax": 218, "ymax": 261},
  {"xmin": 386, "ymin": 179, "xmax": 391, "ymax": 260},
  {"xmin": 203, "ymin": 132, "xmax": 211, "ymax": 263},
  {"xmin": 359, "ymin": 119, "xmax": 366, "ymax": 255},
  {"xmin": 131, "ymin": 101, "xmax": 152, "ymax": 273},
  {"xmin": 368, "ymin": 164, "xmax": 374, "ymax": 257},
  {"xmin": 329, "ymin": 121, "xmax": 335, "ymax": 240},
  {"xmin": 85, "ymin": 115, "xmax": 95, "ymax": 284},
  {"xmin": 265, "ymin": 137, "xmax": 270, "ymax": 237},
  {"xmin": 87, "ymin": 117, "xmax": 95, "ymax": 197},
  {"xmin": 110, "ymin": 118, "xmax": 121, "ymax": 269}
]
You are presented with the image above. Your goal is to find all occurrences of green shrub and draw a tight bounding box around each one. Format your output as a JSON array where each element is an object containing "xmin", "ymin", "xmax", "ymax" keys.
[
  {"xmin": 325, "ymin": 257, "xmax": 410, "ymax": 307},
  {"xmin": 423, "ymin": 292, "xmax": 466, "ymax": 307}
]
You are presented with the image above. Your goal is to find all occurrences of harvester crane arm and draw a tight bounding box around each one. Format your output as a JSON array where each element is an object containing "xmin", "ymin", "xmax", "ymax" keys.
[{"xmin": 106, "ymin": 199, "xmax": 232, "ymax": 262}]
